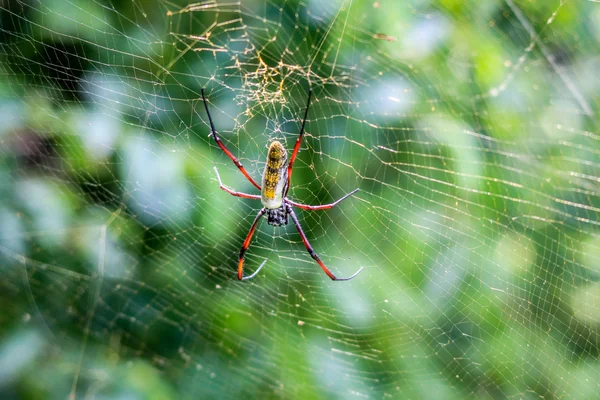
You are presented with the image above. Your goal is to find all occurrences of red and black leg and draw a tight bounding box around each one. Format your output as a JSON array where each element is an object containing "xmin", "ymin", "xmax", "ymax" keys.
[
  {"xmin": 201, "ymin": 89, "xmax": 261, "ymax": 190},
  {"xmin": 286, "ymin": 89, "xmax": 312, "ymax": 196},
  {"xmin": 238, "ymin": 208, "xmax": 267, "ymax": 280},
  {"xmin": 286, "ymin": 204, "xmax": 363, "ymax": 281},
  {"xmin": 287, "ymin": 188, "xmax": 359, "ymax": 211},
  {"xmin": 213, "ymin": 167, "xmax": 261, "ymax": 200}
]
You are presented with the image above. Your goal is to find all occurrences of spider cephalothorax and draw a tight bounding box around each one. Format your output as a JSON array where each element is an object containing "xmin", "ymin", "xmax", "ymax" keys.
[
  {"xmin": 202, "ymin": 88, "xmax": 362, "ymax": 281},
  {"xmin": 266, "ymin": 206, "xmax": 289, "ymax": 226}
]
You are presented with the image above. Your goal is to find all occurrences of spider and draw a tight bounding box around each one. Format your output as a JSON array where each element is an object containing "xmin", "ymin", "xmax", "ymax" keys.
[{"xmin": 202, "ymin": 88, "xmax": 363, "ymax": 281}]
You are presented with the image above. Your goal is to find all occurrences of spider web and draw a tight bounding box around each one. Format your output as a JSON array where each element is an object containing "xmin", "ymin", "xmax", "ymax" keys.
[{"xmin": 1, "ymin": 0, "xmax": 600, "ymax": 398}]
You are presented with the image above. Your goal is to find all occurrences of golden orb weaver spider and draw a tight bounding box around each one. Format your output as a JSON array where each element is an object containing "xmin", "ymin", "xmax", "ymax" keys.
[{"xmin": 202, "ymin": 88, "xmax": 363, "ymax": 281}]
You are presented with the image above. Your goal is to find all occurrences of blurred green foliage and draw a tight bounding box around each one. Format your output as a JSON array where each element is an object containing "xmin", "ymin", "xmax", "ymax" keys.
[{"xmin": 1, "ymin": 0, "xmax": 600, "ymax": 398}]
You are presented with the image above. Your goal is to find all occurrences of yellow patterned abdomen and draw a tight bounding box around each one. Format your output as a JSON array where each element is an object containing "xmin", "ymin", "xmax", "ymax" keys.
[{"xmin": 261, "ymin": 141, "xmax": 288, "ymax": 209}]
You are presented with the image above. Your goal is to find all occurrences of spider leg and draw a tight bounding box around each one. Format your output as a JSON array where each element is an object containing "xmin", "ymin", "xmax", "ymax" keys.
[
  {"xmin": 241, "ymin": 259, "xmax": 267, "ymax": 281},
  {"xmin": 213, "ymin": 167, "xmax": 261, "ymax": 200},
  {"xmin": 286, "ymin": 188, "xmax": 359, "ymax": 211},
  {"xmin": 201, "ymin": 88, "xmax": 261, "ymax": 190},
  {"xmin": 238, "ymin": 208, "xmax": 267, "ymax": 280},
  {"xmin": 286, "ymin": 204, "xmax": 363, "ymax": 281},
  {"xmin": 285, "ymin": 89, "xmax": 312, "ymax": 196}
]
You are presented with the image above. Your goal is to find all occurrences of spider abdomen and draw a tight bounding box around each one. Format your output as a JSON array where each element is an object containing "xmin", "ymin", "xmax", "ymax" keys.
[{"xmin": 261, "ymin": 141, "xmax": 288, "ymax": 209}]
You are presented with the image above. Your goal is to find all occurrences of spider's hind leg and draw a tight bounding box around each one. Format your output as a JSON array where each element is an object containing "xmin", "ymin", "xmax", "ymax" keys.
[
  {"xmin": 238, "ymin": 208, "xmax": 267, "ymax": 280},
  {"xmin": 286, "ymin": 204, "xmax": 363, "ymax": 281}
]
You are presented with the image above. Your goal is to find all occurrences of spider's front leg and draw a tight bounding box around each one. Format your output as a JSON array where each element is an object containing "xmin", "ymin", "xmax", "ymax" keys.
[
  {"xmin": 213, "ymin": 167, "xmax": 261, "ymax": 200},
  {"xmin": 285, "ymin": 89, "xmax": 312, "ymax": 197},
  {"xmin": 202, "ymin": 89, "xmax": 261, "ymax": 190}
]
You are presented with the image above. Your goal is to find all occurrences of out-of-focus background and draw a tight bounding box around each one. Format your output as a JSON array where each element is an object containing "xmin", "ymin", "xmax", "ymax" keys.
[{"xmin": 1, "ymin": 0, "xmax": 600, "ymax": 398}]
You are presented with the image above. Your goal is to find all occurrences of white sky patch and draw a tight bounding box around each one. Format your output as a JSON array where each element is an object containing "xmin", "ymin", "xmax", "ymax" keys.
[
  {"xmin": 359, "ymin": 78, "xmax": 416, "ymax": 118},
  {"xmin": 0, "ymin": 102, "xmax": 23, "ymax": 139},
  {"xmin": 307, "ymin": 0, "xmax": 345, "ymax": 21},
  {"xmin": 123, "ymin": 135, "xmax": 192, "ymax": 227},
  {"xmin": 16, "ymin": 179, "xmax": 71, "ymax": 248},
  {"xmin": 489, "ymin": 76, "xmax": 529, "ymax": 111},
  {"xmin": 76, "ymin": 220, "xmax": 135, "ymax": 280},
  {"xmin": 83, "ymin": 73, "xmax": 129, "ymax": 117},
  {"xmin": 0, "ymin": 329, "xmax": 45, "ymax": 387},
  {"xmin": 540, "ymin": 99, "xmax": 582, "ymax": 141},
  {"xmin": 398, "ymin": 14, "xmax": 451, "ymax": 61},
  {"xmin": 310, "ymin": 344, "xmax": 372, "ymax": 396},
  {"xmin": 425, "ymin": 246, "xmax": 467, "ymax": 313},
  {"xmin": 75, "ymin": 111, "xmax": 120, "ymax": 161},
  {"xmin": 573, "ymin": 58, "xmax": 600, "ymax": 98},
  {"xmin": 0, "ymin": 208, "xmax": 25, "ymax": 257},
  {"xmin": 210, "ymin": 95, "xmax": 241, "ymax": 132},
  {"xmin": 327, "ymin": 276, "xmax": 374, "ymax": 327}
]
